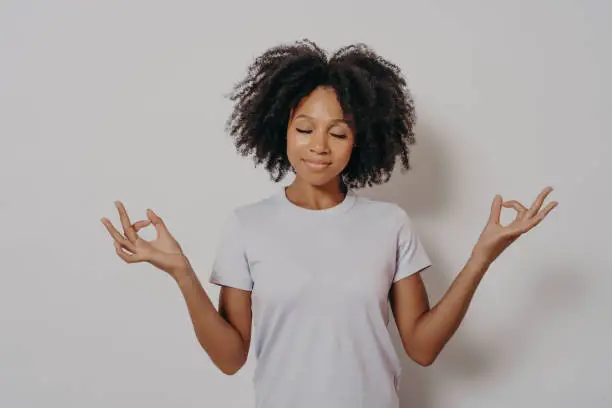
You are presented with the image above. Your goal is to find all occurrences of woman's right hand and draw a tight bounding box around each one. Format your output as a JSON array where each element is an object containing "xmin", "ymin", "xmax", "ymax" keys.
[{"xmin": 101, "ymin": 201, "xmax": 189, "ymax": 278}]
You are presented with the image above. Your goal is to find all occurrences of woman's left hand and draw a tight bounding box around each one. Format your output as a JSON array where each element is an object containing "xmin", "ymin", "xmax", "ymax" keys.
[{"xmin": 472, "ymin": 186, "xmax": 558, "ymax": 266}]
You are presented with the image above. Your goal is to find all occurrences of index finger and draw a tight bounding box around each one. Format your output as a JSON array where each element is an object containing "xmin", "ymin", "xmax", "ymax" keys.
[
  {"xmin": 100, "ymin": 217, "xmax": 136, "ymax": 252},
  {"xmin": 115, "ymin": 201, "xmax": 138, "ymax": 243}
]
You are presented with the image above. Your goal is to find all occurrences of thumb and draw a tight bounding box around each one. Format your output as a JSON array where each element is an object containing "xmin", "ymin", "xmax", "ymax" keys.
[
  {"xmin": 487, "ymin": 194, "xmax": 503, "ymax": 225},
  {"xmin": 146, "ymin": 208, "xmax": 169, "ymax": 234}
]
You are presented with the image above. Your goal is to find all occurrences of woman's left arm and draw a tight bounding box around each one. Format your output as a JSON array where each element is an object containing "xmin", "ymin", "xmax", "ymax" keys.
[{"xmin": 390, "ymin": 186, "xmax": 558, "ymax": 367}]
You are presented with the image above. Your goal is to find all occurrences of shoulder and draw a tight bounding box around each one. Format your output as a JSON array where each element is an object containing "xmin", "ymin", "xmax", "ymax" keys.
[
  {"xmin": 352, "ymin": 192, "xmax": 410, "ymax": 223},
  {"xmin": 227, "ymin": 191, "xmax": 282, "ymax": 229}
]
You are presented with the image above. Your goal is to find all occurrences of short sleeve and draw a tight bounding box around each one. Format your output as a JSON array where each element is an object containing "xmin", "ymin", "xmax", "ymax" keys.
[
  {"xmin": 393, "ymin": 209, "xmax": 433, "ymax": 283},
  {"xmin": 208, "ymin": 210, "xmax": 254, "ymax": 291}
]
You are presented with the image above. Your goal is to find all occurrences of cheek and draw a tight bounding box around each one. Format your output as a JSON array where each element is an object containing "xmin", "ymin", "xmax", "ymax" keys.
[
  {"xmin": 286, "ymin": 132, "xmax": 304, "ymax": 166},
  {"xmin": 286, "ymin": 132, "xmax": 308, "ymax": 152},
  {"xmin": 293, "ymin": 132, "xmax": 310, "ymax": 147},
  {"xmin": 334, "ymin": 141, "xmax": 354, "ymax": 163}
]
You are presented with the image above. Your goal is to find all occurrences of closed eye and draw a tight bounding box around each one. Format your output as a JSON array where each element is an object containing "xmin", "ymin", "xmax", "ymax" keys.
[{"xmin": 297, "ymin": 128, "xmax": 347, "ymax": 139}]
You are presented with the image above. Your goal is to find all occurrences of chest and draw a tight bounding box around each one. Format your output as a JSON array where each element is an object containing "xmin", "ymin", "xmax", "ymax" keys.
[{"xmin": 246, "ymin": 221, "xmax": 398, "ymax": 314}]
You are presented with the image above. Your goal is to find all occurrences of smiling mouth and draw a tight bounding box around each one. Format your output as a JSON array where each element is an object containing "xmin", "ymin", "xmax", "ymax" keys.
[{"xmin": 302, "ymin": 159, "xmax": 331, "ymax": 170}]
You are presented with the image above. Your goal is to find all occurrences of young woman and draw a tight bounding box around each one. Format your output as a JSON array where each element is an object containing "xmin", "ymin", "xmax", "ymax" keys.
[{"xmin": 101, "ymin": 39, "xmax": 558, "ymax": 408}]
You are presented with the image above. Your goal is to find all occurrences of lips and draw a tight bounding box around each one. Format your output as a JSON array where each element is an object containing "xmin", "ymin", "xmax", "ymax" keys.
[{"xmin": 302, "ymin": 158, "xmax": 331, "ymax": 170}]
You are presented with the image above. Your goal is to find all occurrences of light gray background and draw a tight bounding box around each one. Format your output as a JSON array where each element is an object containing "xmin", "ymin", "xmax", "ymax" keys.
[{"xmin": 1, "ymin": 1, "xmax": 610, "ymax": 407}]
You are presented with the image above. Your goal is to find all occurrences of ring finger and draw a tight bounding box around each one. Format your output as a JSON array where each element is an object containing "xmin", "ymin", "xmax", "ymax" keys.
[{"xmin": 526, "ymin": 186, "xmax": 553, "ymax": 218}]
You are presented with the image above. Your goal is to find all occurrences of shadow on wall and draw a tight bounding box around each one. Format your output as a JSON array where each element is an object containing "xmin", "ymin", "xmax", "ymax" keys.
[{"xmin": 359, "ymin": 122, "xmax": 586, "ymax": 408}]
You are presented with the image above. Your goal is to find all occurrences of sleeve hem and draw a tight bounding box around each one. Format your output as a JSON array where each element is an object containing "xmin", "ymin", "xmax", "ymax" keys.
[
  {"xmin": 208, "ymin": 275, "xmax": 253, "ymax": 291},
  {"xmin": 392, "ymin": 261, "xmax": 433, "ymax": 283}
]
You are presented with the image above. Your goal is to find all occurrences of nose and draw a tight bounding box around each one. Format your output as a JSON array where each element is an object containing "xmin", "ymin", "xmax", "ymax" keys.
[{"xmin": 308, "ymin": 130, "xmax": 330, "ymax": 154}]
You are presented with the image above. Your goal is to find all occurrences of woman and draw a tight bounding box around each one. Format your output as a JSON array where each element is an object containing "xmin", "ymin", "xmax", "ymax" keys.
[{"xmin": 101, "ymin": 39, "xmax": 557, "ymax": 408}]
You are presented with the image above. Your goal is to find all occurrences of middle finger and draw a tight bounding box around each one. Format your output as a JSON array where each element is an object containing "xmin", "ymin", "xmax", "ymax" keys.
[
  {"xmin": 115, "ymin": 201, "xmax": 138, "ymax": 243},
  {"xmin": 526, "ymin": 186, "xmax": 553, "ymax": 218}
]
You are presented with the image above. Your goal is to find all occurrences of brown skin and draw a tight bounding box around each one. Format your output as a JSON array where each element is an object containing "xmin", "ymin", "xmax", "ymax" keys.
[
  {"xmin": 100, "ymin": 203, "xmax": 250, "ymax": 375},
  {"xmin": 284, "ymin": 86, "xmax": 355, "ymax": 210},
  {"xmin": 391, "ymin": 187, "xmax": 558, "ymax": 365},
  {"xmin": 101, "ymin": 86, "xmax": 558, "ymax": 373}
]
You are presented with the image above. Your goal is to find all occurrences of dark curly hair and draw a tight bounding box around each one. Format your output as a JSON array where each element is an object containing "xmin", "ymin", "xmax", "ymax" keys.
[{"xmin": 225, "ymin": 39, "xmax": 417, "ymax": 189}]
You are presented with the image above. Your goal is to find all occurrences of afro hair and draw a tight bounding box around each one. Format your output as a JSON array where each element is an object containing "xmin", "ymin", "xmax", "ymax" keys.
[{"xmin": 225, "ymin": 39, "xmax": 417, "ymax": 189}]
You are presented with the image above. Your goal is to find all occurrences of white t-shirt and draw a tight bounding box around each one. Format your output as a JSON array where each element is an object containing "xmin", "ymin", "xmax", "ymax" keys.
[{"xmin": 208, "ymin": 187, "xmax": 432, "ymax": 408}]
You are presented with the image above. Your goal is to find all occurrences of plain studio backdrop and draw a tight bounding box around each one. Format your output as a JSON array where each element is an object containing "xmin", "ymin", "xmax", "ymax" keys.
[{"xmin": 1, "ymin": 1, "xmax": 610, "ymax": 407}]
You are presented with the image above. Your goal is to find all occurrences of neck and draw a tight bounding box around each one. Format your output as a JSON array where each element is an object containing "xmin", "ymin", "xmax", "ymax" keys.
[{"xmin": 285, "ymin": 177, "xmax": 347, "ymax": 211}]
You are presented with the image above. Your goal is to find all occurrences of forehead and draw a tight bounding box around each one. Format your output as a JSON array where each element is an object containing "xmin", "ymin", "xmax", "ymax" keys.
[{"xmin": 291, "ymin": 87, "xmax": 352, "ymax": 123}]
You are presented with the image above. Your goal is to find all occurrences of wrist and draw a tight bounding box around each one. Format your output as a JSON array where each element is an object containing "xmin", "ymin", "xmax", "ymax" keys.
[
  {"xmin": 468, "ymin": 250, "xmax": 492, "ymax": 271},
  {"xmin": 171, "ymin": 256, "xmax": 195, "ymax": 283}
]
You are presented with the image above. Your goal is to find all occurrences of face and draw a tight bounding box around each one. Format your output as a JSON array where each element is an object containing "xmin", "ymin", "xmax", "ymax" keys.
[{"xmin": 286, "ymin": 86, "xmax": 355, "ymax": 188}]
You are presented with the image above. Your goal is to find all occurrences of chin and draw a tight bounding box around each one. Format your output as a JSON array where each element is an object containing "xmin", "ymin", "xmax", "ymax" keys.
[{"xmin": 296, "ymin": 171, "xmax": 341, "ymax": 187}]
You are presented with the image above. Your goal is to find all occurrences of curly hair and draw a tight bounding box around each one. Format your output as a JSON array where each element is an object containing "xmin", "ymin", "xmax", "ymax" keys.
[{"xmin": 225, "ymin": 39, "xmax": 417, "ymax": 189}]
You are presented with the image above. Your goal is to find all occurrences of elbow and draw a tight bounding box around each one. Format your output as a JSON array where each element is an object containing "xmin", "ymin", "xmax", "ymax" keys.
[
  {"xmin": 218, "ymin": 358, "xmax": 246, "ymax": 376},
  {"xmin": 405, "ymin": 345, "xmax": 439, "ymax": 367},
  {"xmin": 220, "ymin": 365, "xmax": 240, "ymax": 376},
  {"xmin": 216, "ymin": 349, "xmax": 248, "ymax": 376},
  {"xmin": 202, "ymin": 338, "xmax": 248, "ymax": 376},
  {"xmin": 415, "ymin": 354, "xmax": 436, "ymax": 367}
]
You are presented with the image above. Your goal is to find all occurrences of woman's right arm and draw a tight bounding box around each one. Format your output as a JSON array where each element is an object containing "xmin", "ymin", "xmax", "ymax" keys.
[
  {"xmin": 101, "ymin": 202, "xmax": 251, "ymax": 376},
  {"xmin": 173, "ymin": 260, "xmax": 252, "ymax": 375}
]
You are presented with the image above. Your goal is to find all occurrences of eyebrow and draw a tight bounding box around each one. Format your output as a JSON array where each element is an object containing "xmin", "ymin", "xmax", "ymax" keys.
[{"xmin": 293, "ymin": 114, "xmax": 353, "ymax": 126}]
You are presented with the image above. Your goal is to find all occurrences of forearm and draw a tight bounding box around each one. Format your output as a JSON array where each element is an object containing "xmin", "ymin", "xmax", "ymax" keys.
[
  {"xmin": 413, "ymin": 253, "xmax": 491, "ymax": 364},
  {"xmin": 173, "ymin": 260, "xmax": 247, "ymax": 375}
]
